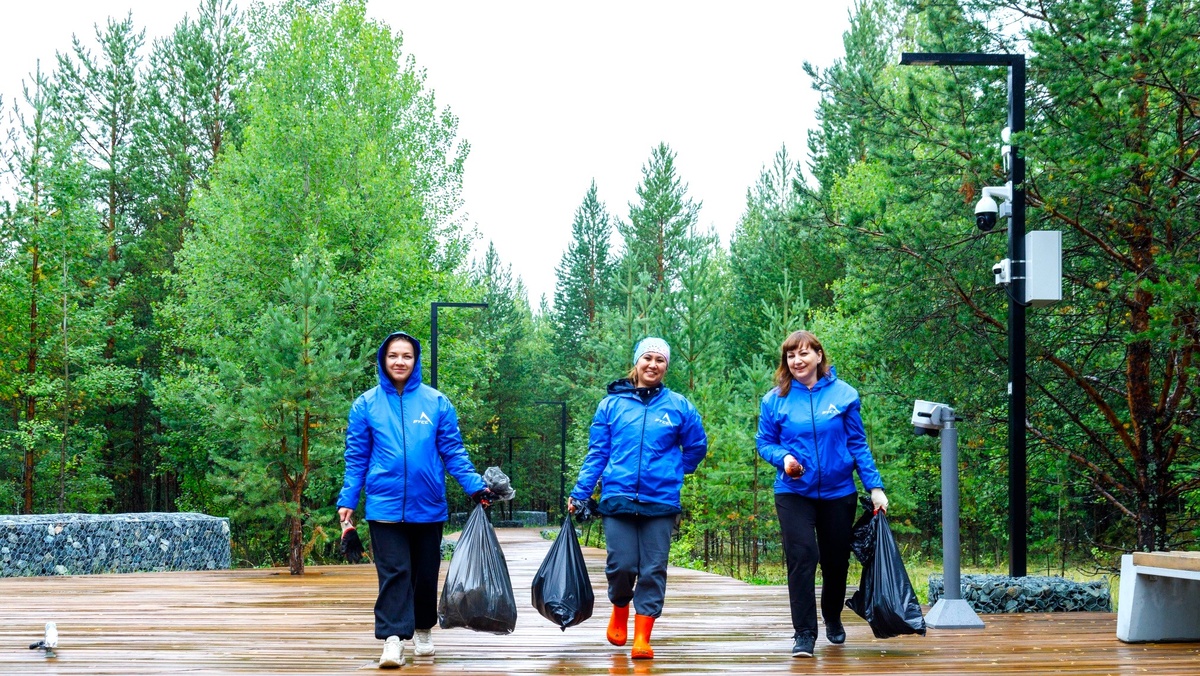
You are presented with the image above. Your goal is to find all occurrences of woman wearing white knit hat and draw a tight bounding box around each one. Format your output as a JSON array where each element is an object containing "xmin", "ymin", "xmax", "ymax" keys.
[{"xmin": 568, "ymin": 336, "xmax": 708, "ymax": 660}]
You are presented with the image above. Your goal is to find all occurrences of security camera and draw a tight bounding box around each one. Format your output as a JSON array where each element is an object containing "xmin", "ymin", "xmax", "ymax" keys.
[
  {"xmin": 992, "ymin": 259, "xmax": 1011, "ymax": 285},
  {"xmin": 973, "ymin": 182, "xmax": 1013, "ymax": 232},
  {"xmin": 974, "ymin": 196, "xmax": 998, "ymax": 232}
]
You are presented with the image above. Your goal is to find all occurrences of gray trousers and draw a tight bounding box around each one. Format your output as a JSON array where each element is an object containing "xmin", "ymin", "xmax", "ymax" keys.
[{"xmin": 602, "ymin": 514, "xmax": 675, "ymax": 618}]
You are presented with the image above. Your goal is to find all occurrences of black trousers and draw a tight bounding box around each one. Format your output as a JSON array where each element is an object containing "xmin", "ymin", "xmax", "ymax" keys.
[
  {"xmin": 775, "ymin": 492, "xmax": 858, "ymax": 638},
  {"xmin": 368, "ymin": 520, "xmax": 444, "ymax": 640}
]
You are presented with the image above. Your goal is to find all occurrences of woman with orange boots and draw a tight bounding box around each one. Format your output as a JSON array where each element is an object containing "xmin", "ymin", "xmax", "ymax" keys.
[{"xmin": 568, "ymin": 337, "xmax": 708, "ymax": 659}]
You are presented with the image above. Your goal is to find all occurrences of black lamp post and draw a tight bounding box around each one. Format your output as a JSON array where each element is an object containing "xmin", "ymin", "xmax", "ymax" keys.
[
  {"xmin": 899, "ymin": 51, "xmax": 1028, "ymax": 577},
  {"xmin": 534, "ymin": 400, "xmax": 567, "ymax": 519},
  {"xmin": 507, "ymin": 435, "xmax": 530, "ymax": 519},
  {"xmin": 429, "ymin": 302, "xmax": 487, "ymax": 390}
]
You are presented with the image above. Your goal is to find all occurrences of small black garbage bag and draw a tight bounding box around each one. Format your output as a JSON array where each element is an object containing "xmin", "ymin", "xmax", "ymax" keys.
[
  {"xmin": 845, "ymin": 504, "xmax": 927, "ymax": 639},
  {"xmin": 482, "ymin": 466, "xmax": 516, "ymax": 502},
  {"xmin": 531, "ymin": 515, "xmax": 595, "ymax": 630},
  {"xmin": 438, "ymin": 504, "xmax": 518, "ymax": 634}
]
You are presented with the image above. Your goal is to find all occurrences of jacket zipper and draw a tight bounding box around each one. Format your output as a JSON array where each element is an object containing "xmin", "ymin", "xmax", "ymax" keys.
[
  {"xmin": 636, "ymin": 401, "xmax": 648, "ymax": 507},
  {"xmin": 807, "ymin": 387, "xmax": 821, "ymax": 499},
  {"xmin": 399, "ymin": 390, "xmax": 408, "ymax": 521}
]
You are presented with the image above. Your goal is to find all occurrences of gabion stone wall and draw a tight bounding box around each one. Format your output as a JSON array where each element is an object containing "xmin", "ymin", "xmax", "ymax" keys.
[
  {"xmin": 0, "ymin": 513, "xmax": 230, "ymax": 577},
  {"xmin": 929, "ymin": 574, "xmax": 1112, "ymax": 613}
]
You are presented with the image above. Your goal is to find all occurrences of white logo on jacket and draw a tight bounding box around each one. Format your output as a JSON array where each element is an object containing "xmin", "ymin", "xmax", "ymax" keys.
[
  {"xmin": 413, "ymin": 412, "xmax": 433, "ymax": 425},
  {"xmin": 653, "ymin": 412, "xmax": 675, "ymax": 426},
  {"xmin": 822, "ymin": 404, "xmax": 840, "ymax": 416}
]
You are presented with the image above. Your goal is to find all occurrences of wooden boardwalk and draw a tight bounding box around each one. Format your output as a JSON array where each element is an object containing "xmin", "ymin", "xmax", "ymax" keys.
[{"xmin": 2, "ymin": 526, "xmax": 1197, "ymax": 674}]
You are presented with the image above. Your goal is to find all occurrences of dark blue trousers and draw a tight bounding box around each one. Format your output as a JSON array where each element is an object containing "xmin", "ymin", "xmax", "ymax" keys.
[{"xmin": 602, "ymin": 514, "xmax": 676, "ymax": 618}]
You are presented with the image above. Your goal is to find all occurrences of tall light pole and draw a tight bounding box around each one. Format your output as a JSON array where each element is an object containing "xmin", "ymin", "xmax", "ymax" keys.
[
  {"xmin": 899, "ymin": 52, "xmax": 1028, "ymax": 577},
  {"xmin": 534, "ymin": 400, "xmax": 567, "ymax": 519},
  {"xmin": 429, "ymin": 302, "xmax": 487, "ymax": 391},
  {"xmin": 507, "ymin": 435, "xmax": 530, "ymax": 519}
]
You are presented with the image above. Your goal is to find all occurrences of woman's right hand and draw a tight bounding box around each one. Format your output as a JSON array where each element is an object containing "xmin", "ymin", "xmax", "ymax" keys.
[
  {"xmin": 337, "ymin": 507, "xmax": 354, "ymax": 525},
  {"xmin": 783, "ymin": 454, "xmax": 805, "ymax": 479}
]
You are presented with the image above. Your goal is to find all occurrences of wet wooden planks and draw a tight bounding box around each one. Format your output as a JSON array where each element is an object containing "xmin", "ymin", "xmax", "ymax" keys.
[{"xmin": 2, "ymin": 526, "xmax": 1198, "ymax": 675}]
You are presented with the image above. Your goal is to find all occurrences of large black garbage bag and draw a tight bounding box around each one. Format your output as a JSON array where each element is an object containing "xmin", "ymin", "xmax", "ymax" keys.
[
  {"xmin": 848, "ymin": 499, "xmax": 877, "ymax": 565},
  {"xmin": 845, "ymin": 506, "xmax": 927, "ymax": 639},
  {"xmin": 531, "ymin": 515, "xmax": 595, "ymax": 630},
  {"xmin": 438, "ymin": 504, "xmax": 518, "ymax": 634}
]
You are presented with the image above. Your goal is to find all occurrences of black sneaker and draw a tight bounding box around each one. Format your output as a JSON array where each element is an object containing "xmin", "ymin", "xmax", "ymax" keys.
[
  {"xmin": 791, "ymin": 634, "xmax": 815, "ymax": 658},
  {"xmin": 825, "ymin": 621, "xmax": 846, "ymax": 645}
]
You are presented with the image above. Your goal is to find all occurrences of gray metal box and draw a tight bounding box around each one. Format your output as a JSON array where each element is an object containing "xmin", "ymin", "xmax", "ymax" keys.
[{"xmin": 1024, "ymin": 231, "xmax": 1061, "ymax": 307}]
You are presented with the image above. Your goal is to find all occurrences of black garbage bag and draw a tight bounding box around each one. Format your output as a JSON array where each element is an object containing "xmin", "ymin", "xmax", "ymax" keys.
[
  {"xmin": 531, "ymin": 515, "xmax": 595, "ymax": 630},
  {"xmin": 848, "ymin": 499, "xmax": 877, "ymax": 565},
  {"xmin": 482, "ymin": 466, "xmax": 516, "ymax": 502},
  {"xmin": 845, "ymin": 505, "xmax": 927, "ymax": 639},
  {"xmin": 438, "ymin": 504, "xmax": 518, "ymax": 634}
]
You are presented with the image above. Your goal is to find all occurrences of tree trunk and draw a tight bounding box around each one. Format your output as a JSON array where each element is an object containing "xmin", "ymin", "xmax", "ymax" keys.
[
  {"xmin": 23, "ymin": 222, "xmax": 41, "ymax": 515},
  {"xmin": 287, "ymin": 507, "xmax": 304, "ymax": 575}
]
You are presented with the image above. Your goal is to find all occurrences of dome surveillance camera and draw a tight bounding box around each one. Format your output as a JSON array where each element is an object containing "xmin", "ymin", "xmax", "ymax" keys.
[{"xmin": 974, "ymin": 196, "xmax": 998, "ymax": 231}]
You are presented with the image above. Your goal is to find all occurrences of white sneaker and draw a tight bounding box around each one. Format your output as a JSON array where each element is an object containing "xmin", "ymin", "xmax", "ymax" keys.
[
  {"xmin": 413, "ymin": 628, "xmax": 435, "ymax": 656},
  {"xmin": 379, "ymin": 635, "xmax": 403, "ymax": 668}
]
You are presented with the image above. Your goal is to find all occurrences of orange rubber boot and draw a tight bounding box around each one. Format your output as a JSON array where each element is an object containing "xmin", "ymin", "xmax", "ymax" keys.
[
  {"xmin": 631, "ymin": 614, "xmax": 655, "ymax": 659},
  {"xmin": 606, "ymin": 604, "xmax": 630, "ymax": 646}
]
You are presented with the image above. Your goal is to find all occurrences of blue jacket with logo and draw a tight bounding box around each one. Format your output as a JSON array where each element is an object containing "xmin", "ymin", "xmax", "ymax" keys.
[
  {"xmin": 570, "ymin": 379, "xmax": 708, "ymax": 515},
  {"xmin": 337, "ymin": 332, "xmax": 485, "ymax": 522},
  {"xmin": 756, "ymin": 367, "xmax": 883, "ymax": 500}
]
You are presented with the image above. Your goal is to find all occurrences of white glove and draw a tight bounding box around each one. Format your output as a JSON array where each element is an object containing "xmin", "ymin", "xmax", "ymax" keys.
[{"xmin": 871, "ymin": 488, "xmax": 889, "ymax": 512}]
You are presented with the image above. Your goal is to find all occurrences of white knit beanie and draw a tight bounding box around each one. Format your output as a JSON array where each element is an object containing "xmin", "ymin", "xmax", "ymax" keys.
[{"xmin": 633, "ymin": 337, "xmax": 670, "ymax": 365}]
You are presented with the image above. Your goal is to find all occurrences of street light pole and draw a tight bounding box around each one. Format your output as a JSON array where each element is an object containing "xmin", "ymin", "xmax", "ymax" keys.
[
  {"xmin": 899, "ymin": 52, "xmax": 1028, "ymax": 577},
  {"xmin": 534, "ymin": 400, "xmax": 567, "ymax": 519},
  {"xmin": 429, "ymin": 302, "xmax": 487, "ymax": 391},
  {"xmin": 507, "ymin": 436, "xmax": 530, "ymax": 519}
]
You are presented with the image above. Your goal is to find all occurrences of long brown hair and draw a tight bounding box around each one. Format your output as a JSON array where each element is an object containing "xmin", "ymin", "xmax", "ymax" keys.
[{"xmin": 773, "ymin": 330, "xmax": 828, "ymax": 396}]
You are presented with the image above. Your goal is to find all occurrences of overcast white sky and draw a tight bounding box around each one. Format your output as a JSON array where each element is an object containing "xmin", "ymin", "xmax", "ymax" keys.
[{"xmin": 1, "ymin": 0, "xmax": 857, "ymax": 307}]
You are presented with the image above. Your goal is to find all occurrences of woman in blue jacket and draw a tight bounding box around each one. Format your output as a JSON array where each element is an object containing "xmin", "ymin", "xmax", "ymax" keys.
[
  {"xmin": 337, "ymin": 331, "xmax": 496, "ymax": 669},
  {"xmin": 568, "ymin": 337, "xmax": 708, "ymax": 660},
  {"xmin": 756, "ymin": 330, "xmax": 888, "ymax": 659}
]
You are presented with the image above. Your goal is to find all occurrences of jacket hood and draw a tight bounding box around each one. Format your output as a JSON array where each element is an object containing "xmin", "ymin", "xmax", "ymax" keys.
[
  {"xmin": 793, "ymin": 365, "xmax": 838, "ymax": 392},
  {"xmin": 377, "ymin": 332, "xmax": 423, "ymax": 394},
  {"xmin": 607, "ymin": 378, "xmax": 664, "ymax": 400}
]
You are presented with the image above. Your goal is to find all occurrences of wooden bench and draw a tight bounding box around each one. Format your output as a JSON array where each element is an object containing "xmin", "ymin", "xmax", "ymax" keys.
[{"xmin": 1117, "ymin": 551, "xmax": 1200, "ymax": 642}]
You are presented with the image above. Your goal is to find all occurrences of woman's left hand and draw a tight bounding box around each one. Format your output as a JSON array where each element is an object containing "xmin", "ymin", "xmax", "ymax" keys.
[{"xmin": 870, "ymin": 488, "xmax": 889, "ymax": 513}]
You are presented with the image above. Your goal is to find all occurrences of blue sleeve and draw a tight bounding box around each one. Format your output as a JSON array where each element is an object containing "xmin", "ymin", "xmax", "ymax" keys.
[
  {"xmin": 844, "ymin": 398, "xmax": 883, "ymax": 490},
  {"xmin": 571, "ymin": 399, "xmax": 612, "ymax": 501},
  {"xmin": 436, "ymin": 395, "xmax": 485, "ymax": 496},
  {"xmin": 337, "ymin": 397, "xmax": 371, "ymax": 509},
  {"xmin": 755, "ymin": 394, "xmax": 791, "ymax": 471},
  {"xmin": 679, "ymin": 399, "xmax": 708, "ymax": 474}
]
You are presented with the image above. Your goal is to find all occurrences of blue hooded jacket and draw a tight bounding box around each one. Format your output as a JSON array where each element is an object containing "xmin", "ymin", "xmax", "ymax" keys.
[
  {"xmin": 337, "ymin": 332, "xmax": 485, "ymax": 522},
  {"xmin": 570, "ymin": 379, "xmax": 708, "ymax": 515},
  {"xmin": 756, "ymin": 367, "xmax": 883, "ymax": 500}
]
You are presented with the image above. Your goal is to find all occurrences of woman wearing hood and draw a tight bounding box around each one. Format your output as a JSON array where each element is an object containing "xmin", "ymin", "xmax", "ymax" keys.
[
  {"xmin": 568, "ymin": 337, "xmax": 708, "ymax": 660},
  {"xmin": 756, "ymin": 330, "xmax": 888, "ymax": 659},
  {"xmin": 337, "ymin": 331, "xmax": 497, "ymax": 669}
]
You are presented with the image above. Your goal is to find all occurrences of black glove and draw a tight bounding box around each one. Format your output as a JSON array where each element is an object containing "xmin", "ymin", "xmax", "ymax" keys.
[
  {"xmin": 339, "ymin": 520, "xmax": 365, "ymax": 563},
  {"xmin": 472, "ymin": 488, "xmax": 500, "ymax": 508},
  {"xmin": 569, "ymin": 497, "xmax": 598, "ymax": 522}
]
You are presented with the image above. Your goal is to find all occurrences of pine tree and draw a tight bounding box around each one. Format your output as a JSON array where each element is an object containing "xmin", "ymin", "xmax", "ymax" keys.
[
  {"xmin": 54, "ymin": 13, "xmax": 148, "ymax": 509},
  {"xmin": 213, "ymin": 257, "xmax": 357, "ymax": 574},
  {"xmin": 617, "ymin": 143, "xmax": 701, "ymax": 295},
  {"xmin": 552, "ymin": 181, "xmax": 615, "ymax": 369}
]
